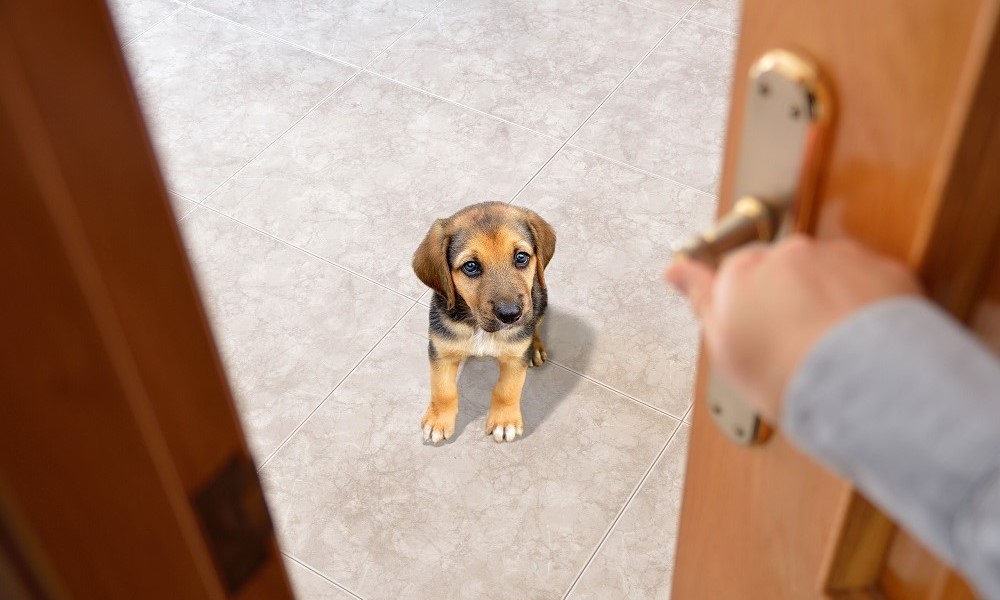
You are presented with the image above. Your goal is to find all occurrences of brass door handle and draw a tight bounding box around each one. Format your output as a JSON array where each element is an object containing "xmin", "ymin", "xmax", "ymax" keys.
[
  {"xmin": 676, "ymin": 49, "xmax": 834, "ymax": 446},
  {"xmin": 675, "ymin": 196, "xmax": 780, "ymax": 267}
]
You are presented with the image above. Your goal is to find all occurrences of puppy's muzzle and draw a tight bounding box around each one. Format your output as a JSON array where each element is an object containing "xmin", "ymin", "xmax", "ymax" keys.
[{"xmin": 492, "ymin": 301, "xmax": 523, "ymax": 325}]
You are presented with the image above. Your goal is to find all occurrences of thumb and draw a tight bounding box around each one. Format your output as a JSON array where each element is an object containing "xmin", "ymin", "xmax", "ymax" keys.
[{"xmin": 665, "ymin": 257, "xmax": 716, "ymax": 321}]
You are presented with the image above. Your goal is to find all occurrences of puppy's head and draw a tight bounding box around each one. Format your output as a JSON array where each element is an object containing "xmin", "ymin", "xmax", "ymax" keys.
[{"xmin": 413, "ymin": 202, "xmax": 555, "ymax": 332}]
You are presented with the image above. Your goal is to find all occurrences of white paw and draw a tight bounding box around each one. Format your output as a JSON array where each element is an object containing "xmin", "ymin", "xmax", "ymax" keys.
[
  {"xmin": 489, "ymin": 424, "xmax": 522, "ymax": 443},
  {"xmin": 422, "ymin": 424, "xmax": 450, "ymax": 444}
]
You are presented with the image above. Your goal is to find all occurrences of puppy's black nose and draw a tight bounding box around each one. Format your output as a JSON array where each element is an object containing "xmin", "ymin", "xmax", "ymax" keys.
[{"xmin": 493, "ymin": 302, "xmax": 523, "ymax": 324}]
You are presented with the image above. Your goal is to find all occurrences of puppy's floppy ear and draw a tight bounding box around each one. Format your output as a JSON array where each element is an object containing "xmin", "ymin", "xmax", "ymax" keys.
[
  {"xmin": 413, "ymin": 218, "xmax": 456, "ymax": 309},
  {"xmin": 525, "ymin": 210, "xmax": 556, "ymax": 289}
]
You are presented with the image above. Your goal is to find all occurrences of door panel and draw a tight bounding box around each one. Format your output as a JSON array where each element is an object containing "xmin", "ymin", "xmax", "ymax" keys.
[
  {"xmin": 0, "ymin": 1, "xmax": 295, "ymax": 597},
  {"xmin": 674, "ymin": 1, "xmax": 1000, "ymax": 598}
]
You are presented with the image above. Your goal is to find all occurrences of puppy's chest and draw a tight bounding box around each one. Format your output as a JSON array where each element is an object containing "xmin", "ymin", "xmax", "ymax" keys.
[{"xmin": 466, "ymin": 329, "xmax": 504, "ymax": 357}]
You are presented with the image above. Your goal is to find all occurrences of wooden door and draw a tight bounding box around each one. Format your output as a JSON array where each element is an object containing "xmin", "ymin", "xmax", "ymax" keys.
[
  {"xmin": 0, "ymin": 1, "xmax": 295, "ymax": 598},
  {"xmin": 673, "ymin": 1, "xmax": 1000, "ymax": 598}
]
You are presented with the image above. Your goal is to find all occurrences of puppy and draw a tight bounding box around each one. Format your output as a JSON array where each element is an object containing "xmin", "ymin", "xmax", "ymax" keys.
[{"xmin": 413, "ymin": 202, "xmax": 556, "ymax": 444}]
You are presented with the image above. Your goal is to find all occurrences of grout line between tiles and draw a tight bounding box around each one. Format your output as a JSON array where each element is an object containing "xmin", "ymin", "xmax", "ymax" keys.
[
  {"xmin": 175, "ymin": 204, "xmax": 198, "ymax": 221},
  {"xmin": 183, "ymin": 0, "xmax": 446, "ymax": 207},
  {"xmin": 194, "ymin": 203, "xmax": 418, "ymax": 303},
  {"xmin": 615, "ymin": 0, "xmax": 688, "ymax": 18},
  {"xmin": 187, "ymin": 0, "xmax": 560, "ymax": 148},
  {"xmin": 565, "ymin": 143, "xmax": 717, "ymax": 196},
  {"xmin": 367, "ymin": 0, "xmax": 450, "ymax": 67},
  {"xmin": 186, "ymin": 0, "xmax": 448, "ymax": 74},
  {"xmin": 681, "ymin": 15, "xmax": 738, "ymax": 36},
  {"xmin": 194, "ymin": 69, "xmax": 363, "ymax": 204},
  {"xmin": 505, "ymin": 145, "xmax": 568, "ymax": 205},
  {"xmin": 170, "ymin": 189, "xmax": 203, "ymax": 219},
  {"xmin": 366, "ymin": 309, "xmax": 687, "ymax": 424},
  {"xmin": 190, "ymin": 0, "xmax": 447, "ymax": 205},
  {"xmin": 549, "ymin": 360, "xmax": 685, "ymax": 422},
  {"xmin": 169, "ymin": 189, "xmax": 198, "ymax": 203},
  {"xmin": 176, "ymin": 0, "xmax": 714, "ymax": 209},
  {"xmin": 507, "ymin": 0, "xmax": 698, "ymax": 205},
  {"xmin": 283, "ymin": 553, "xmax": 368, "ymax": 600},
  {"xmin": 561, "ymin": 418, "xmax": 684, "ymax": 599},
  {"xmin": 182, "ymin": 3, "xmax": 364, "ymax": 71},
  {"xmin": 359, "ymin": 69, "xmax": 565, "ymax": 144},
  {"xmin": 560, "ymin": 0, "xmax": 699, "ymax": 146},
  {"xmin": 384, "ymin": 300, "xmax": 691, "ymax": 425},
  {"xmin": 121, "ymin": 0, "xmax": 189, "ymax": 47},
  {"xmin": 682, "ymin": 402, "xmax": 693, "ymax": 423},
  {"xmin": 257, "ymin": 300, "xmax": 418, "ymax": 471},
  {"xmin": 390, "ymin": 303, "xmax": 688, "ymax": 423}
]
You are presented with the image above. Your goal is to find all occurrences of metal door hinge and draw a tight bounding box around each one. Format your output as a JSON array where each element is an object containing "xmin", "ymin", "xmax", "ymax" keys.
[{"xmin": 193, "ymin": 455, "xmax": 274, "ymax": 594}]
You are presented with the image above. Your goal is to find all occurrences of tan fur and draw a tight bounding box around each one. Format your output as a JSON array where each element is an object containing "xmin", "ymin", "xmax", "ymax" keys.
[
  {"xmin": 422, "ymin": 357, "xmax": 460, "ymax": 441},
  {"xmin": 414, "ymin": 202, "xmax": 555, "ymax": 444}
]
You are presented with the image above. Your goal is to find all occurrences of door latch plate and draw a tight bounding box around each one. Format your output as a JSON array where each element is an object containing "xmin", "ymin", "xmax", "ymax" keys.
[{"xmin": 706, "ymin": 49, "xmax": 833, "ymax": 446}]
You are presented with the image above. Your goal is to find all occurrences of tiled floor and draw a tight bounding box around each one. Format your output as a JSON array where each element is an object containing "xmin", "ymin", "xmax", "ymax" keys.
[{"xmin": 110, "ymin": 0, "xmax": 738, "ymax": 597}]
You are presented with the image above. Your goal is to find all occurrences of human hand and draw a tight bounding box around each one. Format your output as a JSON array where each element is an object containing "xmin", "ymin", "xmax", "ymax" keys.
[{"xmin": 665, "ymin": 235, "xmax": 922, "ymax": 423}]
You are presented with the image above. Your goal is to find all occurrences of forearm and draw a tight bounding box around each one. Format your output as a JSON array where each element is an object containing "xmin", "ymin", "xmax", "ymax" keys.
[{"xmin": 783, "ymin": 297, "xmax": 1000, "ymax": 599}]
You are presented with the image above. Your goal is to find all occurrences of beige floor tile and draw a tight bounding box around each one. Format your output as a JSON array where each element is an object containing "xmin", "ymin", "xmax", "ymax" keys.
[
  {"xmin": 370, "ymin": 0, "xmax": 674, "ymax": 138},
  {"xmin": 107, "ymin": 0, "xmax": 182, "ymax": 44},
  {"xmin": 517, "ymin": 147, "xmax": 715, "ymax": 417},
  {"xmin": 127, "ymin": 8, "xmax": 356, "ymax": 200},
  {"xmin": 206, "ymin": 72, "xmax": 560, "ymax": 299},
  {"xmin": 260, "ymin": 329, "xmax": 678, "ymax": 600},
  {"xmin": 192, "ymin": 0, "xmax": 440, "ymax": 65},
  {"xmin": 570, "ymin": 20, "xmax": 736, "ymax": 193},
  {"xmin": 286, "ymin": 558, "xmax": 358, "ymax": 600},
  {"xmin": 568, "ymin": 425, "xmax": 690, "ymax": 600},
  {"xmin": 686, "ymin": 0, "xmax": 741, "ymax": 33},
  {"xmin": 180, "ymin": 209, "xmax": 411, "ymax": 460}
]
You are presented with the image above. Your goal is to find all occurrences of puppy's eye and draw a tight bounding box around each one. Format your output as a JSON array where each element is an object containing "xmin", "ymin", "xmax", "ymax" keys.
[
  {"xmin": 514, "ymin": 251, "xmax": 530, "ymax": 268},
  {"xmin": 461, "ymin": 261, "xmax": 481, "ymax": 277}
]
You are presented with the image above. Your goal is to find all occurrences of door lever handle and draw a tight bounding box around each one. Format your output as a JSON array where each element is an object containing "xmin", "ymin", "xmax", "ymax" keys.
[
  {"xmin": 674, "ymin": 49, "xmax": 833, "ymax": 446},
  {"xmin": 675, "ymin": 196, "xmax": 780, "ymax": 268}
]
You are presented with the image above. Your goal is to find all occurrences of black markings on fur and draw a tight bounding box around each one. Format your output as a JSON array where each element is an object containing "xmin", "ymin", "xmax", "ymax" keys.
[
  {"xmin": 509, "ymin": 324, "xmax": 534, "ymax": 343},
  {"xmin": 509, "ymin": 282, "xmax": 548, "ymax": 343},
  {"xmin": 446, "ymin": 231, "xmax": 469, "ymax": 268},
  {"xmin": 428, "ymin": 338, "xmax": 438, "ymax": 360},
  {"xmin": 428, "ymin": 303, "xmax": 458, "ymax": 340},
  {"xmin": 431, "ymin": 291, "xmax": 476, "ymax": 327},
  {"xmin": 531, "ymin": 281, "xmax": 548, "ymax": 319}
]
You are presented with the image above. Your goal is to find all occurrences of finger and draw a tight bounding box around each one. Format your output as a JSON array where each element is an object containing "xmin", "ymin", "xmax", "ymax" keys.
[
  {"xmin": 717, "ymin": 243, "xmax": 769, "ymax": 277},
  {"xmin": 665, "ymin": 257, "xmax": 716, "ymax": 320}
]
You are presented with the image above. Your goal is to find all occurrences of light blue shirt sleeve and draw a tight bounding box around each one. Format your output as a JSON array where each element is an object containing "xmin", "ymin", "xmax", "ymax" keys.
[{"xmin": 783, "ymin": 297, "xmax": 1000, "ymax": 599}]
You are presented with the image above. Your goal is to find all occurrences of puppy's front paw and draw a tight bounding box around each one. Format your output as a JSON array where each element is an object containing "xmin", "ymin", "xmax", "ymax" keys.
[
  {"xmin": 529, "ymin": 337, "xmax": 547, "ymax": 367},
  {"xmin": 486, "ymin": 407, "xmax": 523, "ymax": 443},
  {"xmin": 421, "ymin": 407, "xmax": 456, "ymax": 445}
]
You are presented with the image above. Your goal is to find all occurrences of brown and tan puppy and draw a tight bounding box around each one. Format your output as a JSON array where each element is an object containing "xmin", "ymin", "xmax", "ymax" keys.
[{"xmin": 413, "ymin": 202, "xmax": 556, "ymax": 444}]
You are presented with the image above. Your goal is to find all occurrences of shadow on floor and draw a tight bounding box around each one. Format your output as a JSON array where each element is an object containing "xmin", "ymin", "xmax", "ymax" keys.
[{"xmin": 449, "ymin": 306, "xmax": 595, "ymax": 441}]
